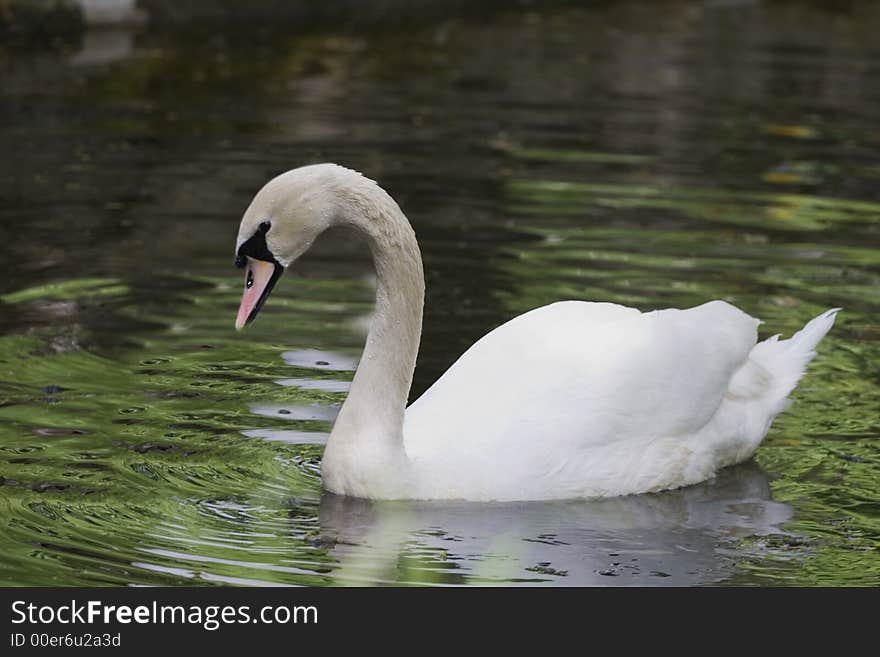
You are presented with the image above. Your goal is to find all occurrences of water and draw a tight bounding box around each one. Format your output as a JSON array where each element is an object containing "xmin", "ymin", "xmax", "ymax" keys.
[{"xmin": 1, "ymin": 1, "xmax": 878, "ymax": 586}]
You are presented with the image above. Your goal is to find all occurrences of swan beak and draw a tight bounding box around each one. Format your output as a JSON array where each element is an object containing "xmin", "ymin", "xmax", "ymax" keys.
[{"xmin": 235, "ymin": 257, "xmax": 283, "ymax": 330}]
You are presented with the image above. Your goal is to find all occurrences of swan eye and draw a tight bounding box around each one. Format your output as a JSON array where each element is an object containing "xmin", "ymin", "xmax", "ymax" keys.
[
  {"xmin": 235, "ymin": 219, "xmax": 275, "ymax": 268},
  {"xmin": 246, "ymin": 269, "xmax": 254, "ymax": 289}
]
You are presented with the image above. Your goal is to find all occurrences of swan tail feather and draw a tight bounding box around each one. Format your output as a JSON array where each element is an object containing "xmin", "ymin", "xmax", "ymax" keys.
[{"xmin": 728, "ymin": 308, "xmax": 840, "ymax": 415}]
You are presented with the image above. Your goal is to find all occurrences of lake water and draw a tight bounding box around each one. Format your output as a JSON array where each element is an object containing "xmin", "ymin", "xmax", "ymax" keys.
[{"xmin": 0, "ymin": 1, "xmax": 878, "ymax": 586}]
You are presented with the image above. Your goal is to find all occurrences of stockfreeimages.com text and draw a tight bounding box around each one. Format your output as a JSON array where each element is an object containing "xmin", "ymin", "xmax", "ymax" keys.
[{"xmin": 11, "ymin": 600, "xmax": 317, "ymax": 631}]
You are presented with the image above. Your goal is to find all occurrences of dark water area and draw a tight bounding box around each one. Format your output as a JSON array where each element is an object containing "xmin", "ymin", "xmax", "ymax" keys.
[{"xmin": 0, "ymin": 1, "xmax": 877, "ymax": 585}]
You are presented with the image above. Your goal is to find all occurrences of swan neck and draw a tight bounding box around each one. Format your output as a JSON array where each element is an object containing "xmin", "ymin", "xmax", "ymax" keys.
[{"xmin": 322, "ymin": 184, "xmax": 423, "ymax": 493}]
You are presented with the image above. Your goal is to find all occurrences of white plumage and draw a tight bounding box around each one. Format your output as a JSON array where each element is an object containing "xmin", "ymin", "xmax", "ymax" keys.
[
  {"xmin": 405, "ymin": 300, "xmax": 838, "ymax": 500},
  {"xmin": 234, "ymin": 163, "xmax": 839, "ymax": 501}
]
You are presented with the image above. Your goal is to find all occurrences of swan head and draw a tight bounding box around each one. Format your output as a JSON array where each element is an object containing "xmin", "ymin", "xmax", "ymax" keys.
[{"xmin": 233, "ymin": 164, "xmax": 355, "ymax": 329}]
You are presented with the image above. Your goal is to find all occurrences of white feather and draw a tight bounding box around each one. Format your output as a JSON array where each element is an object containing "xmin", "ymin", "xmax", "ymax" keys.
[{"xmin": 403, "ymin": 302, "xmax": 838, "ymax": 500}]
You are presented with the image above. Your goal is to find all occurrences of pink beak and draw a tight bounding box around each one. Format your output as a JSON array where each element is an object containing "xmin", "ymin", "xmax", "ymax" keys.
[{"xmin": 235, "ymin": 258, "xmax": 282, "ymax": 330}]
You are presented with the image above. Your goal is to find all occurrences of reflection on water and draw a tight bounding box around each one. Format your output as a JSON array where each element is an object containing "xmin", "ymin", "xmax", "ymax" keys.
[
  {"xmin": 0, "ymin": 0, "xmax": 878, "ymax": 585},
  {"xmin": 321, "ymin": 463, "xmax": 793, "ymax": 586}
]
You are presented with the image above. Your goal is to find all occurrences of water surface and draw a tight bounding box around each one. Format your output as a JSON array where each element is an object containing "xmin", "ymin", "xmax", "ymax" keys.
[{"xmin": 0, "ymin": 1, "xmax": 878, "ymax": 585}]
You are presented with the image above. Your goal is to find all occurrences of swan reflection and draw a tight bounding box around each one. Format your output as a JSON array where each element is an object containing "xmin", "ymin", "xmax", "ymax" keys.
[{"xmin": 317, "ymin": 461, "xmax": 791, "ymax": 585}]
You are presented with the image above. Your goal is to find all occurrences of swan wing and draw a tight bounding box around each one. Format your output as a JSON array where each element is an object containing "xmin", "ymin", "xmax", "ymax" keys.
[{"xmin": 404, "ymin": 300, "xmax": 758, "ymax": 465}]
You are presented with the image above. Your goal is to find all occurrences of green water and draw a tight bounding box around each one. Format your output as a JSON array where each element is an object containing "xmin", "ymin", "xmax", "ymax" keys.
[{"xmin": 0, "ymin": 1, "xmax": 878, "ymax": 586}]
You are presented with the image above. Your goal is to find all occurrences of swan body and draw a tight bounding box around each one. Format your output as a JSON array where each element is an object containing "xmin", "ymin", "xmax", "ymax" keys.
[{"xmin": 233, "ymin": 163, "xmax": 838, "ymax": 502}]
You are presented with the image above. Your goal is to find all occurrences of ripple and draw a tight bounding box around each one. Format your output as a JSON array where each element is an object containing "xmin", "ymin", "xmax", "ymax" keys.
[
  {"xmin": 247, "ymin": 404, "xmax": 339, "ymax": 422},
  {"xmin": 274, "ymin": 377, "xmax": 352, "ymax": 393},
  {"xmin": 242, "ymin": 429, "xmax": 329, "ymax": 445},
  {"xmin": 281, "ymin": 349, "xmax": 358, "ymax": 371},
  {"xmin": 137, "ymin": 548, "xmax": 320, "ymax": 577}
]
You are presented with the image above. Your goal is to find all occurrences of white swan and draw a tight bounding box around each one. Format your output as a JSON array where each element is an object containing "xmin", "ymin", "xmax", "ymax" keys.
[{"xmin": 233, "ymin": 163, "xmax": 838, "ymax": 502}]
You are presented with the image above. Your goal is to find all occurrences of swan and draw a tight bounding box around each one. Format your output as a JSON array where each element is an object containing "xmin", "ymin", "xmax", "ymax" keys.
[{"xmin": 233, "ymin": 163, "xmax": 839, "ymax": 502}]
